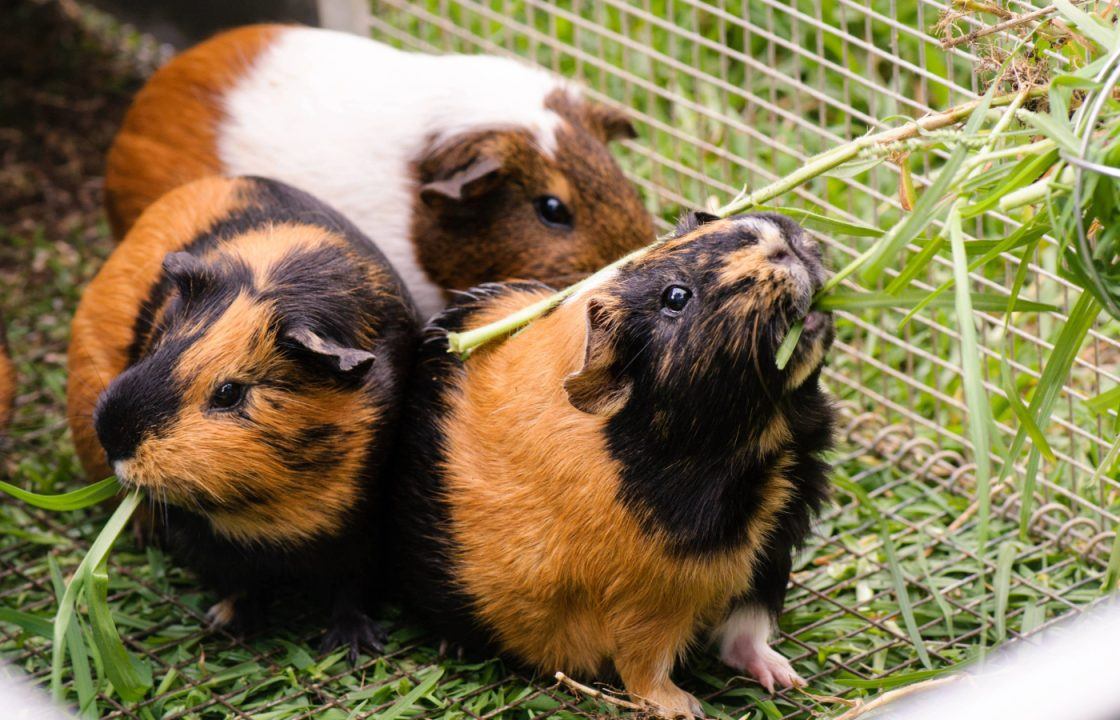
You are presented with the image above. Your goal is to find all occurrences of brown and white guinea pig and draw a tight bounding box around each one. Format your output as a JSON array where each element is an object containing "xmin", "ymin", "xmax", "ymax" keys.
[
  {"xmin": 104, "ymin": 24, "xmax": 656, "ymax": 319},
  {"xmin": 67, "ymin": 175, "xmax": 418, "ymax": 658},
  {"xmin": 0, "ymin": 319, "xmax": 15, "ymax": 441},
  {"xmin": 392, "ymin": 212, "xmax": 836, "ymax": 717}
]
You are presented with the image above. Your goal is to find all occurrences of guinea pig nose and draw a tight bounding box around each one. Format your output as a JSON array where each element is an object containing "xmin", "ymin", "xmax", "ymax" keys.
[{"xmin": 94, "ymin": 393, "xmax": 144, "ymax": 464}]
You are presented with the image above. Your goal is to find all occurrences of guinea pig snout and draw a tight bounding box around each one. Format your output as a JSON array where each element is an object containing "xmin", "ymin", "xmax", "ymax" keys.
[{"xmin": 93, "ymin": 367, "xmax": 181, "ymax": 467}]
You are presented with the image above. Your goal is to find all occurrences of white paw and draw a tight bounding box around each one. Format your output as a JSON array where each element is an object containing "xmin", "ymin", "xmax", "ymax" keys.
[
  {"xmin": 715, "ymin": 604, "xmax": 803, "ymax": 693},
  {"xmin": 728, "ymin": 641, "xmax": 804, "ymax": 694}
]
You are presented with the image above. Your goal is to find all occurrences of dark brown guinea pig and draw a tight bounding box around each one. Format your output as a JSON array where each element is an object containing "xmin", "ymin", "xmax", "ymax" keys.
[
  {"xmin": 0, "ymin": 319, "xmax": 14, "ymax": 440},
  {"xmin": 68, "ymin": 175, "xmax": 418, "ymax": 657},
  {"xmin": 104, "ymin": 24, "xmax": 656, "ymax": 319},
  {"xmin": 392, "ymin": 213, "xmax": 835, "ymax": 717}
]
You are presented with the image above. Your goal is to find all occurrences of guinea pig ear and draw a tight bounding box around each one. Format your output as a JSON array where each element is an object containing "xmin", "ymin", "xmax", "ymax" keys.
[
  {"xmin": 563, "ymin": 298, "xmax": 632, "ymax": 416},
  {"xmin": 585, "ymin": 103, "xmax": 638, "ymax": 143},
  {"xmin": 284, "ymin": 326, "xmax": 376, "ymax": 377},
  {"xmin": 419, "ymin": 155, "xmax": 505, "ymax": 205},
  {"xmin": 674, "ymin": 210, "xmax": 720, "ymax": 236},
  {"xmin": 162, "ymin": 252, "xmax": 213, "ymax": 299}
]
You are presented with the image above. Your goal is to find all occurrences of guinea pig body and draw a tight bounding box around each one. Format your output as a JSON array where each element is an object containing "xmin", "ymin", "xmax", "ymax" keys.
[
  {"xmin": 105, "ymin": 24, "xmax": 655, "ymax": 319},
  {"xmin": 68, "ymin": 175, "xmax": 418, "ymax": 656},
  {"xmin": 0, "ymin": 320, "xmax": 14, "ymax": 438},
  {"xmin": 393, "ymin": 213, "xmax": 835, "ymax": 716}
]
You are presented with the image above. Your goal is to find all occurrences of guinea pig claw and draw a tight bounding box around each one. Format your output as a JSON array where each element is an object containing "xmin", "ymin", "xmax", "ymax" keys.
[{"xmin": 321, "ymin": 612, "xmax": 387, "ymax": 664}]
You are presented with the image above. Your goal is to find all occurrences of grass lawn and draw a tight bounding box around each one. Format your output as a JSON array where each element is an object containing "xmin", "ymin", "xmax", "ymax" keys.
[{"xmin": 1, "ymin": 1, "xmax": 1116, "ymax": 718}]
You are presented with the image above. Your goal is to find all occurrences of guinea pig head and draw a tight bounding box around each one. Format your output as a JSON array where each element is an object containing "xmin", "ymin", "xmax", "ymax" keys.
[
  {"xmin": 564, "ymin": 212, "xmax": 833, "ymax": 442},
  {"xmin": 92, "ymin": 245, "xmax": 389, "ymax": 545},
  {"xmin": 413, "ymin": 91, "xmax": 655, "ymax": 293}
]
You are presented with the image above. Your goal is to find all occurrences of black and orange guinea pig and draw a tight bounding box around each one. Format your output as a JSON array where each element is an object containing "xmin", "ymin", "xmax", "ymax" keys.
[
  {"xmin": 0, "ymin": 319, "xmax": 14, "ymax": 440},
  {"xmin": 67, "ymin": 175, "xmax": 418, "ymax": 657},
  {"xmin": 105, "ymin": 24, "xmax": 656, "ymax": 319},
  {"xmin": 392, "ymin": 212, "xmax": 836, "ymax": 717}
]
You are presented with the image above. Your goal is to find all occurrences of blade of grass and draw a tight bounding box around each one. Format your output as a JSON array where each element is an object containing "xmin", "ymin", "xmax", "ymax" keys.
[
  {"xmin": 379, "ymin": 667, "xmax": 445, "ymax": 720},
  {"xmin": 0, "ymin": 608, "xmax": 53, "ymax": 638},
  {"xmin": 0, "ymin": 476, "xmax": 121, "ymax": 511},
  {"xmin": 774, "ymin": 319, "xmax": 804, "ymax": 370},
  {"xmin": 999, "ymin": 357, "xmax": 1056, "ymax": 462},
  {"xmin": 87, "ymin": 558, "xmax": 152, "ymax": 701},
  {"xmin": 993, "ymin": 541, "xmax": 1017, "ymax": 643},
  {"xmin": 879, "ymin": 519, "xmax": 933, "ymax": 670},
  {"xmin": 914, "ymin": 550, "xmax": 955, "ymax": 638},
  {"xmin": 897, "ymin": 222, "xmax": 1050, "ymax": 327},
  {"xmin": 948, "ymin": 208, "xmax": 994, "ymax": 553},
  {"xmin": 999, "ymin": 293, "xmax": 1101, "ymax": 487},
  {"xmin": 749, "ymin": 205, "xmax": 884, "ymax": 237},
  {"xmin": 51, "ymin": 491, "xmax": 143, "ymax": 702},
  {"xmin": 49, "ymin": 556, "xmax": 96, "ymax": 719},
  {"xmin": 815, "ymin": 290, "xmax": 1057, "ymax": 313}
]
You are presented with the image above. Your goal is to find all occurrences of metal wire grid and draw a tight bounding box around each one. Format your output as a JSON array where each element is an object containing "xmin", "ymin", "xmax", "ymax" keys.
[
  {"xmin": 5, "ymin": 404, "xmax": 1104, "ymax": 719},
  {"xmin": 366, "ymin": 0, "xmax": 1120, "ymax": 546}
]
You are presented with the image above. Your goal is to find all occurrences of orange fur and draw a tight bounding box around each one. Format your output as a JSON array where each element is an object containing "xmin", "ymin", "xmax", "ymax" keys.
[
  {"xmin": 440, "ymin": 287, "xmax": 795, "ymax": 715},
  {"xmin": 103, "ymin": 25, "xmax": 279, "ymax": 238},
  {"xmin": 68, "ymin": 177, "xmax": 246, "ymax": 480}
]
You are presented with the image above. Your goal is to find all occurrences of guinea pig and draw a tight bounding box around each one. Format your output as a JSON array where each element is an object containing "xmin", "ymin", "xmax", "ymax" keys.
[
  {"xmin": 104, "ymin": 24, "xmax": 656, "ymax": 319},
  {"xmin": 67, "ymin": 175, "xmax": 418, "ymax": 657},
  {"xmin": 0, "ymin": 319, "xmax": 14, "ymax": 439},
  {"xmin": 392, "ymin": 212, "xmax": 836, "ymax": 717}
]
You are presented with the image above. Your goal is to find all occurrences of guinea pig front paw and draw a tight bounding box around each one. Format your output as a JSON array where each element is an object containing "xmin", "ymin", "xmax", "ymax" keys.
[
  {"xmin": 205, "ymin": 596, "xmax": 239, "ymax": 630},
  {"xmin": 321, "ymin": 611, "xmax": 387, "ymax": 664},
  {"xmin": 723, "ymin": 638, "xmax": 804, "ymax": 694}
]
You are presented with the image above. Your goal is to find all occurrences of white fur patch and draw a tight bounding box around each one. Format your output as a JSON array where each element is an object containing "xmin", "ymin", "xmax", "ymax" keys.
[
  {"xmin": 216, "ymin": 27, "xmax": 572, "ymax": 319},
  {"xmin": 715, "ymin": 603, "xmax": 773, "ymax": 660}
]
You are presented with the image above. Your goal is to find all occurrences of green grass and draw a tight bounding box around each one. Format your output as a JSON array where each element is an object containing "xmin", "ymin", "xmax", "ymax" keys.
[{"xmin": 2, "ymin": 1, "xmax": 1119, "ymax": 718}]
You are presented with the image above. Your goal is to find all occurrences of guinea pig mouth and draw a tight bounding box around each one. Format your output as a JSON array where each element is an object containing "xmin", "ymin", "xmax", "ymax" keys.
[{"xmin": 801, "ymin": 309, "xmax": 832, "ymax": 336}]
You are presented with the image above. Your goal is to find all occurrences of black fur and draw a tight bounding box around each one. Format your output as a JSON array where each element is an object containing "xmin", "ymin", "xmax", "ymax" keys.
[{"xmin": 94, "ymin": 177, "xmax": 419, "ymax": 658}]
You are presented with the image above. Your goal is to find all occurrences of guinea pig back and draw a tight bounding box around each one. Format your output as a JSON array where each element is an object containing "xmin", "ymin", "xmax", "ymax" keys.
[
  {"xmin": 68, "ymin": 175, "xmax": 418, "ymax": 656},
  {"xmin": 105, "ymin": 24, "xmax": 655, "ymax": 318},
  {"xmin": 393, "ymin": 213, "xmax": 836, "ymax": 716}
]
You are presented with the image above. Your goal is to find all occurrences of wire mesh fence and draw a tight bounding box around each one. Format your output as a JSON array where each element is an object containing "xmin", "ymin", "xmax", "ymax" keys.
[{"xmin": 1, "ymin": 0, "xmax": 1118, "ymax": 718}]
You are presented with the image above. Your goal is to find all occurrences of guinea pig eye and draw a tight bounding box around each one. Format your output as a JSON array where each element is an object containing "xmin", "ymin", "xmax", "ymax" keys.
[
  {"xmin": 660, "ymin": 285, "xmax": 693, "ymax": 316},
  {"xmin": 533, "ymin": 195, "xmax": 574, "ymax": 229},
  {"xmin": 209, "ymin": 382, "xmax": 246, "ymax": 411}
]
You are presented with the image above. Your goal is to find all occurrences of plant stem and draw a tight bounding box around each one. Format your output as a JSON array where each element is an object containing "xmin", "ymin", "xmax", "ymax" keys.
[{"xmin": 447, "ymin": 86, "xmax": 1048, "ymax": 357}]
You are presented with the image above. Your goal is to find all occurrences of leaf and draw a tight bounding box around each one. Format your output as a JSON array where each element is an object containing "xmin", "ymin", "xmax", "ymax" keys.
[
  {"xmin": 1087, "ymin": 386, "xmax": 1120, "ymax": 415},
  {"xmin": 959, "ymin": 148, "xmax": 1060, "ymax": 219},
  {"xmin": 0, "ymin": 476, "xmax": 122, "ymax": 511},
  {"xmin": 0, "ymin": 608, "xmax": 54, "ymax": 638},
  {"xmin": 814, "ymin": 290, "xmax": 1057, "ymax": 313},
  {"xmin": 993, "ymin": 541, "xmax": 1017, "ymax": 644},
  {"xmin": 999, "ymin": 293, "xmax": 1101, "ymax": 488},
  {"xmin": 1019, "ymin": 110, "xmax": 1081, "ymax": 155},
  {"xmin": 1052, "ymin": 0, "xmax": 1120, "ymax": 49},
  {"xmin": 999, "ymin": 357, "xmax": 1056, "ymax": 462},
  {"xmin": 880, "ymin": 519, "xmax": 933, "ymax": 669},
  {"xmin": 774, "ymin": 319, "xmax": 804, "ymax": 370},
  {"xmin": 948, "ymin": 209, "xmax": 995, "ymax": 553},
  {"xmin": 51, "ymin": 492, "xmax": 144, "ymax": 702},
  {"xmin": 825, "ymin": 154, "xmax": 886, "ymax": 178},
  {"xmin": 87, "ymin": 559, "xmax": 152, "ymax": 701},
  {"xmin": 750, "ymin": 205, "xmax": 883, "ymax": 237},
  {"xmin": 379, "ymin": 667, "xmax": 445, "ymax": 720}
]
